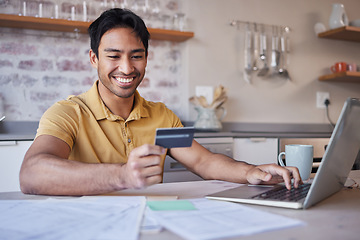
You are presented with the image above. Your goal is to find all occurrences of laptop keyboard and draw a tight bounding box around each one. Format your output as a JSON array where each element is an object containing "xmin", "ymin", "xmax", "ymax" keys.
[{"xmin": 251, "ymin": 183, "xmax": 311, "ymax": 202}]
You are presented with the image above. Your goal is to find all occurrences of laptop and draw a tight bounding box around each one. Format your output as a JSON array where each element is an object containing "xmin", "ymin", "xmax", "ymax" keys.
[{"xmin": 206, "ymin": 97, "xmax": 360, "ymax": 209}]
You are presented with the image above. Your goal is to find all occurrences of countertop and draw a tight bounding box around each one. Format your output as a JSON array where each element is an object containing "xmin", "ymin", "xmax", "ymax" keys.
[{"xmin": 0, "ymin": 121, "xmax": 333, "ymax": 141}]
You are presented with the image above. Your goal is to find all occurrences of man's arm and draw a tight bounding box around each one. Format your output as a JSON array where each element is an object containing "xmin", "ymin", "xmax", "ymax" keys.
[
  {"xmin": 20, "ymin": 135, "xmax": 165, "ymax": 196},
  {"xmin": 169, "ymin": 140, "xmax": 302, "ymax": 190}
]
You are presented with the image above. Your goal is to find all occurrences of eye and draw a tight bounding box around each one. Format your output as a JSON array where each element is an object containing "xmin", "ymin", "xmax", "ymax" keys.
[
  {"xmin": 132, "ymin": 55, "xmax": 144, "ymax": 60},
  {"xmin": 108, "ymin": 55, "xmax": 119, "ymax": 59}
]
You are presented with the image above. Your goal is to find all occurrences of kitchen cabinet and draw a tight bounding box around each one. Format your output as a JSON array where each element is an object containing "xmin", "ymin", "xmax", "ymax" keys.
[
  {"xmin": 0, "ymin": 14, "xmax": 194, "ymax": 42},
  {"xmin": 233, "ymin": 138, "xmax": 278, "ymax": 165},
  {"xmin": 0, "ymin": 140, "xmax": 32, "ymax": 192},
  {"xmin": 163, "ymin": 137, "xmax": 233, "ymax": 183},
  {"xmin": 317, "ymin": 26, "xmax": 360, "ymax": 83}
]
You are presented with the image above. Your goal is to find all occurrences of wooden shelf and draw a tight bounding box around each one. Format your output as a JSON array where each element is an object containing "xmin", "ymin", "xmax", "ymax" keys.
[
  {"xmin": 318, "ymin": 71, "xmax": 360, "ymax": 82},
  {"xmin": 0, "ymin": 13, "xmax": 194, "ymax": 42},
  {"xmin": 318, "ymin": 26, "xmax": 360, "ymax": 42}
]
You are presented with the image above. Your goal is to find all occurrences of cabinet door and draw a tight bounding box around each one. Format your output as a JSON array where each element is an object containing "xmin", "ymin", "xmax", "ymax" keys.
[
  {"xmin": 0, "ymin": 141, "xmax": 33, "ymax": 192},
  {"xmin": 233, "ymin": 138, "xmax": 278, "ymax": 165},
  {"xmin": 163, "ymin": 137, "xmax": 234, "ymax": 183}
]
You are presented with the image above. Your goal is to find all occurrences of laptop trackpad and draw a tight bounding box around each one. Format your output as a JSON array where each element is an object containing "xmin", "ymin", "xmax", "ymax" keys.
[{"xmin": 209, "ymin": 185, "xmax": 279, "ymax": 199}]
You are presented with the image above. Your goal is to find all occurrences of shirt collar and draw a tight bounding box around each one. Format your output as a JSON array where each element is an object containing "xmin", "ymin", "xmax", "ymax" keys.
[{"xmin": 83, "ymin": 80, "xmax": 150, "ymax": 122}]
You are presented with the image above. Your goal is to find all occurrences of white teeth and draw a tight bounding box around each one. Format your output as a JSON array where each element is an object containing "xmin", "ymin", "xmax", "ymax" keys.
[{"xmin": 115, "ymin": 77, "xmax": 133, "ymax": 83}]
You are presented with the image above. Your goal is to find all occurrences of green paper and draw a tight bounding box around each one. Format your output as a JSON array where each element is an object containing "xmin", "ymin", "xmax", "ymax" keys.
[{"xmin": 147, "ymin": 200, "xmax": 197, "ymax": 211}]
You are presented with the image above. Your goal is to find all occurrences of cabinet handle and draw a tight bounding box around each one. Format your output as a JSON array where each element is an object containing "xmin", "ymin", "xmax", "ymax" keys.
[
  {"xmin": 250, "ymin": 138, "xmax": 266, "ymax": 142},
  {"xmin": 170, "ymin": 162, "xmax": 186, "ymax": 170},
  {"xmin": 0, "ymin": 141, "xmax": 17, "ymax": 146}
]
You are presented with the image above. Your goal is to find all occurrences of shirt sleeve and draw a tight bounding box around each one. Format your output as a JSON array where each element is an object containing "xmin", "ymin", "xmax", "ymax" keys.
[{"xmin": 36, "ymin": 100, "xmax": 80, "ymax": 150}]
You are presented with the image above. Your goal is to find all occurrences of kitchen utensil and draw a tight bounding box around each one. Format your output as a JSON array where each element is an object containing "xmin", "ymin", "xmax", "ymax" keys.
[
  {"xmin": 243, "ymin": 22, "xmax": 253, "ymax": 84},
  {"xmin": 252, "ymin": 23, "xmax": 260, "ymax": 71},
  {"xmin": 212, "ymin": 85, "xmax": 223, "ymax": 101},
  {"xmin": 0, "ymin": 116, "xmax": 5, "ymax": 122},
  {"xmin": 278, "ymin": 28, "xmax": 291, "ymax": 81},
  {"xmin": 189, "ymin": 96, "xmax": 201, "ymax": 106},
  {"xmin": 189, "ymin": 96, "xmax": 209, "ymax": 108},
  {"xmin": 210, "ymin": 85, "xmax": 227, "ymax": 109},
  {"xmin": 270, "ymin": 26, "xmax": 280, "ymax": 76},
  {"xmin": 198, "ymin": 96, "xmax": 209, "ymax": 108},
  {"xmin": 257, "ymin": 27, "xmax": 269, "ymax": 77}
]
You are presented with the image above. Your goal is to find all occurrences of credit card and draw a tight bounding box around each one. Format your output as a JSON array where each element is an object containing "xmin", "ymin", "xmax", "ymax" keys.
[{"xmin": 155, "ymin": 127, "xmax": 195, "ymax": 148}]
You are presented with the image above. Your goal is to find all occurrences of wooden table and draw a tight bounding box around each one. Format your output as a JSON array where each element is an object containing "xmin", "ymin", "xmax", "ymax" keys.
[{"xmin": 1, "ymin": 171, "xmax": 360, "ymax": 240}]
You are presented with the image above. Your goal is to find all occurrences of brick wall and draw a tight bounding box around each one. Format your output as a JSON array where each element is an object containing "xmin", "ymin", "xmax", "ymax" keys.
[{"xmin": 0, "ymin": 0, "xmax": 188, "ymax": 121}]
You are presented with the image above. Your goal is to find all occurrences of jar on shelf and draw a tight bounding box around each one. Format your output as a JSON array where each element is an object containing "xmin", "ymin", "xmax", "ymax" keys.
[{"xmin": 329, "ymin": 3, "xmax": 349, "ymax": 29}]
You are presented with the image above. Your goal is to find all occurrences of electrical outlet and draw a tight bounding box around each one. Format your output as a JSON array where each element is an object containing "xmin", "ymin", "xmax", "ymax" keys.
[{"xmin": 316, "ymin": 92, "xmax": 330, "ymax": 109}]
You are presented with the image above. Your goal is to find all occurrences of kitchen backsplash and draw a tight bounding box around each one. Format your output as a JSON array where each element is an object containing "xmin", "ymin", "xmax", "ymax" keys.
[{"xmin": 0, "ymin": 0, "xmax": 188, "ymax": 121}]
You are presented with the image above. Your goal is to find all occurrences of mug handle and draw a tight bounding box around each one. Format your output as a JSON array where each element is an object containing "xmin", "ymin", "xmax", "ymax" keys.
[
  {"xmin": 278, "ymin": 152, "xmax": 286, "ymax": 166},
  {"xmin": 330, "ymin": 65, "xmax": 336, "ymax": 73}
]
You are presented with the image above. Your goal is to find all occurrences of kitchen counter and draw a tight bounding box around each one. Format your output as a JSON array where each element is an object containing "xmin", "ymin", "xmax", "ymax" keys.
[
  {"xmin": 187, "ymin": 122, "xmax": 333, "ymax": 138},
  {"xmin": 0, "ymin": 121, "xmax": 38, "ymax": 141},
  {"xmin": 0, "ymin": 121, "xmax": 333, "ymax": 141}
]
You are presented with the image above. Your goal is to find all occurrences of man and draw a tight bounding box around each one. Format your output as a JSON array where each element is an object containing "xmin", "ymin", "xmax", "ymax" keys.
[{"xmin": 20, "ymin": 8, "xmax": 301, "ymax": 196}]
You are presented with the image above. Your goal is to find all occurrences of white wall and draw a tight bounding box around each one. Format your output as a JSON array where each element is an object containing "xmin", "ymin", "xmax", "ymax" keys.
[{"xmin": 184, "ymin": 0, "xmax": 360, "ymax": 124}]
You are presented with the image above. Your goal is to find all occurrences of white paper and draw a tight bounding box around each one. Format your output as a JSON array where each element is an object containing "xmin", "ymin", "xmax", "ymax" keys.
[
  {"xmin": 140, "ymin": 208, "xmax": 163, "ymax": 234},
  {"xmin": 0, "ymin": 196, "xmax": 146, "ymax": 240},
  {"xmin": 149, "ymin": 198, "xmax": 305, "ymax": 240}
]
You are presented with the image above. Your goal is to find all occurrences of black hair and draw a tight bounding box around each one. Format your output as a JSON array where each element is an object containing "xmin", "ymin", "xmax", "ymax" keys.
[{"xmin": 88, "ymin": 8, "xmax": 150, "ymax": 58}]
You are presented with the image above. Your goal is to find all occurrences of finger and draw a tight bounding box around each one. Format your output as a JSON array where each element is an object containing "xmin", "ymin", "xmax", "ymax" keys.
[
  {"xmin": 270, "ymin": 165, "xmax": 293, "ymax": 190},
  {"xmin": 247, "ymin": 167, "xmax": 272, "ymax": 185},
  {"xmin": 144, "ymin": 174, "xmax": 162, "ymax": 187},
  {"xmin": 127, "ymin": 154, "xmax": 162, "ymax": 170},
  {"xmin": 126, "ymin": 165, "xmax": 162, "ymax": 189},
  {"xmin": 130, "ymin": 144, "xmax": 166, "ymax": 158},
  {"xmin": 256, "ymin": 164, "xmax": 293, "ymax": 189},
  {"xmin": 141, "ymin": 164, "xmax": 163, "ymax": 179},
  {"xmin": 285, "ymin": 166, "xmax": 303, "ymax": 188},
  {"xmin": 134, "ymin": 167, "xmax": 162, "ymax": 189}
]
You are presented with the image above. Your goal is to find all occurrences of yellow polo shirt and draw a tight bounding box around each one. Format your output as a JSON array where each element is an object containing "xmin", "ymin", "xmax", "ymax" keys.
[{"xmin": 36, "ymin": 80, "xmax": 183, "ymax": 167}]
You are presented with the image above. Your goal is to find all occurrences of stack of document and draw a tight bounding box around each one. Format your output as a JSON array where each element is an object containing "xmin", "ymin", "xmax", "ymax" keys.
[
  {"xmin": 146, "ymin": 198, "xmax": 304, "ymax": 240},
  {"xmin": 0, "ymin": 196, "xmax": 304, "ymax": 240},
  {"xmin": 0, "ymin": 196, "xmax": 145, "ymax": 240}
]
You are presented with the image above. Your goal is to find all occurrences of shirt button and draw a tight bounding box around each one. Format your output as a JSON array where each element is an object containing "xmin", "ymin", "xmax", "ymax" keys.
[{"xmin": 128, "ymin": 138, "xmax": 131, "ymax": 143}]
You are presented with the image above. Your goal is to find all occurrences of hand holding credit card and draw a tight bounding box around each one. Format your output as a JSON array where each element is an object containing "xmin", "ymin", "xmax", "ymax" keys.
[{"xmin": 155, "ymin": 127, "xmax": 195, "ymax": 148}]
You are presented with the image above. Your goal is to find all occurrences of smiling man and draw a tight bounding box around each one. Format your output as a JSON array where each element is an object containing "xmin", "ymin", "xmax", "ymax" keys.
[{"xmin": 19, "ymin": 8, "xmax": 301, "ymax": 196}]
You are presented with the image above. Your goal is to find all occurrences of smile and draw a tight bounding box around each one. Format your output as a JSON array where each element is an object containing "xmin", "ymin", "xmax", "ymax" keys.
[{"xmin": 114, "ymin": 77, "xmax": 134, "ymax": 83}]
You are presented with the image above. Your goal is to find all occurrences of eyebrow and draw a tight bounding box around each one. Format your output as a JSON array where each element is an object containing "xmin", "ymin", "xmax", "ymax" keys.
[{"xmin": 103, "ymin": 48, "xmax": 145, "ymax": 53}]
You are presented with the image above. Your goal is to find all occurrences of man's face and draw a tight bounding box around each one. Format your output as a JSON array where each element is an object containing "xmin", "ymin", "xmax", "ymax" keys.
[{"xmin": 90, "ymin": 27, "xmax": 147, "ymax": 99}]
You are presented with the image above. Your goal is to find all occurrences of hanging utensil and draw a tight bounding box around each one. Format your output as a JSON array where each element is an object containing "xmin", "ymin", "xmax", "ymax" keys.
[
  {"xmin": 270, "ymin": 26, "xmax": 280, "ymax": 76},
  {"xmin": 252, "ymin": 23, "xmax": 260, "ymax": 71},
  {"xmin": 257, "ymin": 25, "xmax": 269, "ymax": 76},
  {"xmin": 243, "ymin": 22, "xmax": 253, "ymax": 84},
  {"xmin": 278, "ymin": 27, "xmax": 291, "ymax": 81}
]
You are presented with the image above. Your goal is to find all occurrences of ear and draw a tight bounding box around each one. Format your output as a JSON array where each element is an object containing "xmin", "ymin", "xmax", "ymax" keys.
[{"xmin": 89, "ymin": 49, "xmax": 98, "ymax": 69}]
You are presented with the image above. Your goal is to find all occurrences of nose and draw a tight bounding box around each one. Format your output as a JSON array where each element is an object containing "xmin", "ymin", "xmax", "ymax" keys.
[{"xmin": 118, "ymin": 57, "xmax": 135, "ymax": 75}]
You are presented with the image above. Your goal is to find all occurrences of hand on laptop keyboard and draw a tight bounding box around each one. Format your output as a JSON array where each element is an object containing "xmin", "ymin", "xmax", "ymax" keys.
[{"xmin": 246, "ymin": 164, "xmax": 303, "ymax": 190}]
